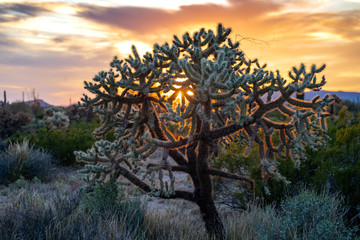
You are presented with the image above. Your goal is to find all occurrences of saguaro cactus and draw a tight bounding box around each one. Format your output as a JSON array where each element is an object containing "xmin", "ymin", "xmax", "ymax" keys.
[
  {"xmin": 2, "ymin": 90, "xmax": 7, "ymax": 107},
  {"xmin": 75, "ymin": 24, "xmax": 333, "ymax": 239}
]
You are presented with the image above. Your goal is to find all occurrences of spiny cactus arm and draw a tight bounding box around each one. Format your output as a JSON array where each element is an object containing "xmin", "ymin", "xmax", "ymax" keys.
[
  {"xmin": 286, "ymin": 94, "xmax": 333, "ymax": 112},
  {"xmin": 209, "ymin": 89, "xmax": 236, "ymax": 100},
  {"xmin": 251, "ymin": 96, "xmax": 287, "ymax": 119},
  {"xmin": 151, "ymin": 110, "xmax": 188, "ymax": 166},
  {"xmin": 114, "ymin": 95, "xmax": 148, "ymax": 104},
  {"xmin": 244, "ymin": 125, "xmax": 265, "ymax": 157},
  {"xmin": 113, "ymin": 165, "xmax": 195, "ymax": 202},
  {"xmin": 148, "ymin": 112, "xmax": 293, "ymax": 147},
  {"xmin": 146, "ymin": 163, "xmax": 189, "ymax": 172},
  {"xmin": 207, "ymin": 168, "xmax": 254, "ymax": 189},
  {"xmin": 242, "ymin": 124, "xmax": 285, "ymax": 190},
  {"xmin": 261, "ymin": 117, "xmax": 294, "ymax": 129},
  {"xmin": 145, "ymin": 136, "xmax": 193, "ymax": 149},
  {"xmin": 278, "ymin": 104, "xmax": 296, "ymax": 116}
]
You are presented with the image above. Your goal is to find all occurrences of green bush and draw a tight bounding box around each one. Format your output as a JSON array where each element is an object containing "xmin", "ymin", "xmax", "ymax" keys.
[
  {"xmin": 82, "ymin": 181, "xmax": 147, "ymax": 236},
  {"xmin": 210, "ymin": 140, "xmax": 296, "ymax": 206},
  {"xmin": 6, "ymin": 102, "xmax": 33, "ymax": 115},
  {"xmin": 211, "ymin": 142, "xmax": 260, "ymax": 208},
  {"xmin": 81, "ymin": 180, "xmax": 119, "ymax": 214},
  {"xmin": 0, "ymin": 140, "xmax": 53, "ymax": 185},
  {"xmin": 21, "ymin": 119, "xmax": 100, "ymax": 165},
  {"xmin": 297, "ymin": 120, "xmax": 360, "ymax": 206},
  {"xmin": 253, "ymin": 190, "xmax": 357, "ymax": 240},
  {"xmin": 211, "ymin": 106, "xmax": 360, "ymax": 210}
]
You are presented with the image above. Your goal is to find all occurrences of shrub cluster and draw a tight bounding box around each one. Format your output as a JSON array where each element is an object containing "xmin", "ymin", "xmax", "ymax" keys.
[
  {"xmin": 14, "ymin": 119, "xmax": 100, "ymax": 165},
  {"xmin": 64, "ymin": 104, "xmax": 94, "ymax": 123},
  {"xmin": 42, "ymin": 107, "xmax": 70, "ymax": 129},
  {"xmin": 0, "ymin": 107, "xmax": 31, "ymax": 140},
  {"xmin": 1, "ymin": 185, "xmax": 358, "ymax": 240},
  {"xmin": 0, "ymin": 140, "xmax": 53, "ymax": 185},
  {"xmin": 212, "ymin": 105, "xmax": 360, "ymax": 207},
  {"xmin": 1, "ymin": 102, "xmax": 100, "ymax": 166},
  {"xmin": 0, "ymin": 182, "xmax": 147, "ymax": 240},
  {"xmin": 81, "ymin": 181, "xmax": 147, "ymax": 236},
  {"xmin": 252, "ymin": 190, "xmax": 357, "ymax": 240}
]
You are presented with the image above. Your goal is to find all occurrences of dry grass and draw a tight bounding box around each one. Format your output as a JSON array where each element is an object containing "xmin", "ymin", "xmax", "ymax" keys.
[
  {"xmin": 0, "ymin": 165, "xmax": 357, "ymax": 240},
  {"xmin": 0, "ymin": 166, "xmax": 260, "ymax": 240},
  {"xmin": 144, "ymin": 199, "xmax": 206, "ymax": 240},
  {"xmin": 6, "ymin": 139, "xmax": 31, "ymax": 180}
]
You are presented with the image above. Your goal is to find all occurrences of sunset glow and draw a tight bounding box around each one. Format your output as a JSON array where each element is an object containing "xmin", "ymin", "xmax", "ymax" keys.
[
  {"xmin": 114, "ymin": 41, "xmax": 152, "ymax": 56},
  {"xmin": 0, "ymin": 0, "xmax": 359, "ymax": 105}
]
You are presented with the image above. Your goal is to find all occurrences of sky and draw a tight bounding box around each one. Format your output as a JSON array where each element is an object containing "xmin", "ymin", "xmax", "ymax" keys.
[{"xmin": 0, "ymin": 0, "xmax": 359, "ymax": 106}]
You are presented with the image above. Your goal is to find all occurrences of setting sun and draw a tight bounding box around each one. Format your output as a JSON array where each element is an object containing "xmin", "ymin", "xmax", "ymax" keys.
[{"xmin": 114, "ymin": 41, "xmax": 152, "ymax": 56}]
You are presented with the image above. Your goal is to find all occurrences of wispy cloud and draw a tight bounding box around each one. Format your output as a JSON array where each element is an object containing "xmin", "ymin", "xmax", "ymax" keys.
[
  {"xmin": 78, "ymin": 0, "xmax": 282, "ymax": 35},
  {"xmin": 0, "ymin": 3, "xmax": 50, "ymax": 22},
  {"xmin": 0, "ymin": 84, "xmax": 23, "ymax": 89}
]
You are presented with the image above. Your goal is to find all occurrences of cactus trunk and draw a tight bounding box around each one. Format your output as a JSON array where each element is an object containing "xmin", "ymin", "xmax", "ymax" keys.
[{"xmin": 198, "ymin": 196, "xmax": 224, "ymax": 239}]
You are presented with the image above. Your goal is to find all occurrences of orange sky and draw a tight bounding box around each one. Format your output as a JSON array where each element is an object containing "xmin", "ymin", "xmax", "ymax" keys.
[{"xmin": 0, "ymin": 0, "xmax": 359, "ymax": 106}]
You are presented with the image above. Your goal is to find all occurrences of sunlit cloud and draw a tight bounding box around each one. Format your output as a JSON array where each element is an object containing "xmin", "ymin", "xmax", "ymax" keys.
[
  {"xmin": 0, "ymin": 2, "xmax": 49, "ymax": 22},
  {"xmin": 114, "ymin": 41, "xmax": 152, "ymax": 57},
  {"xmin": 0, "ymin": 84, "xmax": 23, "ymax": 89},
  {"xmin": 53, "ymin": 5, "xmax": 78, "ymax": 15},
  {"xmin": 307, "ymin": 32, "xmax": 343, "ymax": 40}
]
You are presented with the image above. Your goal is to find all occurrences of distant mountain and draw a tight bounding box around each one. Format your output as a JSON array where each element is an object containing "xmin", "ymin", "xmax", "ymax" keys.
[
  {"xmin": 303, "ymin": 90, "xmax": 360, "ymax": 102},
  {"xmin": 25, "ymin": 99, "xmax": 53, "ymax": 108},
  {"xmin": 265, "ymin": 90, "xmax": 360, "ymax": 103}
]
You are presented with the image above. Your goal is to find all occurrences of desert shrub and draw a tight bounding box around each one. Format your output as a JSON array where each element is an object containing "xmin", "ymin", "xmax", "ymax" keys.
[
  {"xmin": 211, "ymin": 106, "xmax": 360, "ymax": 212},
  {"xmin": 211, "ymin": 140, "xmax": 298, "ymax": 206},
  {"xmin": 21, "ymin": 148, "xmax": 53, "ymax": 182},
  {"xmin": 82, "ymin": 181, "xmax": 147, "ymax": 236},
  {"xmin": 64, "ymin": 104, "xmax": 95, "ymax": 123},
  {"xmin": 0, "ymin": 107, "xmax": 32, "ymax": 140},
  {"xmin": 7, "ymin": 101, "xmax": 33, "ymax": 115},
  {"xmin": 211, "ymin": 142, "xmax": 260, "ymax": 208},
  {"xmin": 21, "ymin": 119, "xmax": 100, "ymax": 165},
  {"xmin": 252, "ymin": 190, "xmax": 357, "ymax": 240},
  {"xmin": 0, "ymin": 140, "xmax": 53, "ymax": 185},
  {"xmin": 42, "ymin": 107, "xmax": 70, "ymax": 129},
  {"xmin": 81, "ymin": 180, "xmax": 119, "ymax": 214},
  {"xmin": 0, "ymin": 191, "xmax": 81, "ymax": 240}
]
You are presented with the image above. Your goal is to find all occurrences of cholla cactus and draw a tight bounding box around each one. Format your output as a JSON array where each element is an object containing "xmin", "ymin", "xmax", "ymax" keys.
[
  {"xmin": 75, "ymin": 24, "xmax": 333, "ymax": 239},
  {"xmin": 43, "ymin": 107, "xmax": 70, "ymax": 129}
]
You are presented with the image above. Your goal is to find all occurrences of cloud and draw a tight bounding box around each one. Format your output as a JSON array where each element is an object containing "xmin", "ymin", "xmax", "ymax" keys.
[
  {"xmin": 0, "ymin": 33, "xmax": 20, "ymax": 47},
  {"xmin": 78, "ymin": 0, "xmax": 282, "ymax": 35},
  {"xmin": 77, "ymin": 0, "xmax": 360, "ymax": 42},
  {"xmin": 0, "ymin": 3, "xmax": 50, "ymax": 22},
  {"xmin": 260, "ymin": 10, "xmax": 360, "ymax": 41},
  {"xmin": 323, "ymin": 10, "xmax": 360, "ymax": 40},
  {"xmin": 0, "ymin": 84, "xmax": 23, "ymax": 89},
  {"xmin": 52, "ymin": 36, "xmax": 68, "ymax": 43},
  {"xmin": 0, "ymin": 47, "xmax": 113, "ymax": 69}
]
